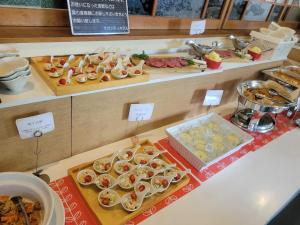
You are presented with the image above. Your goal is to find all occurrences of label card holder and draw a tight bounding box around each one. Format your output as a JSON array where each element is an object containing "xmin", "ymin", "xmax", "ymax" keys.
[
  {"xmin": 128, "ymin": 103, "xmax": 155, "ymax": 122},
  {"xmin": 16, "ymin": 112, "xmax": 55, "ymax": 140},
  {"xmin": 203, "ymin": 90, "xmax": 224, "ymax": 106}
]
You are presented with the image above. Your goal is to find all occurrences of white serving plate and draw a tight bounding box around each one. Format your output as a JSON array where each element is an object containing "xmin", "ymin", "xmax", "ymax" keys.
[
  {"xmin": 50, "ymin": 190, "xmax": 65, "ymax": 225},
  {"xmin": 0, "ymin": 57, "xmax": 29, "ymax": 77},
  {"xmin": 166, "ymin": 113, "xmax": 254, "ymax": 171},
  {"xmin": 0, "ymin": 172, "xmax": 54, "ymax": 225}
]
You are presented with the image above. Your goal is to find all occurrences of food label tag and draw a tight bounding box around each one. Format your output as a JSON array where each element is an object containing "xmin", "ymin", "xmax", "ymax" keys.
[
  {"xmin": 190, "ymin": 20, "xmax": 206, "ymax": 35},
  {"xmin": 128, "ymin": 103, "xmax": 154, "ymax": 121},
  {"xmin": 203, "ymin": 90, "xmax": 224, "ymax": 106},
  {"xmin": 16, "ymin": 112, "xmax": 55, "ymax": 139}
]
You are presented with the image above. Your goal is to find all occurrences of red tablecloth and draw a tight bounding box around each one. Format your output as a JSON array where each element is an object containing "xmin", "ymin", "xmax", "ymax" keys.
[{"xmin": 50, "ymin": 114, "xmax": 296, "ymax": 224}]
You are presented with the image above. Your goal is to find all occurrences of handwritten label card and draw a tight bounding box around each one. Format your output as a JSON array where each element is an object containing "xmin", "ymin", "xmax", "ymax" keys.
[
  {"xmin": 128, "ymin": 103, "xmax": 154, "ymax": 122},
  {"xmin": 190, "ymin": 20, "xmax": 206, "ymax": 35},
  {"xmin": 16, "ymin": 112, "xmax": 55, "ymax": 139},
  {"xmin": 203, "ymin": 90, "xmax": 224, "ymax": 106}
]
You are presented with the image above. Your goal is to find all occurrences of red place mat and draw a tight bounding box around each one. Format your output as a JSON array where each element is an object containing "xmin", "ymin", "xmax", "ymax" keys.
[
  {"xmin": 49, "ymin": 143, "xmax": 200, "ymax": 225},
  {"xmin": 158, "ymin": 114, "xmax": 296, "ymax": 182}
]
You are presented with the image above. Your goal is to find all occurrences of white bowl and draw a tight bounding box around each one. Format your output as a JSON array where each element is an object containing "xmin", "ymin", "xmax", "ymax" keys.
[
  {"xmin": 0, "ymin": 67, "xmax": 31, "ymax": 81},
  {"xmin": 0, "ymin": 57, "xmax": 29, "ymax": 78},
  {"xmin": 0, "ymin": 72, "xmax": 31, "ymax": 92},
  {"xmin": 0, "ymin": 172, "xmax": 54, "ymax": 225}
]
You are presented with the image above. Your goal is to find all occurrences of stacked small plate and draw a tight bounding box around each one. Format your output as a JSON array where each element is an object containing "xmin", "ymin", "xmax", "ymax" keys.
[{"xmin": 0, "ymin": 57, "xmax": 31, "ymax": 92}]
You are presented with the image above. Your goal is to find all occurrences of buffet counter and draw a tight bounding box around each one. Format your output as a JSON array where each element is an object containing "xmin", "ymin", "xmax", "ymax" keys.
[
  {"xmin": 38, "ymin": 113, "xmax": 300, "ymax": 225},
  {"xmin": 0, "ymin": 58, "xmax": 284, "ymax": 109}
]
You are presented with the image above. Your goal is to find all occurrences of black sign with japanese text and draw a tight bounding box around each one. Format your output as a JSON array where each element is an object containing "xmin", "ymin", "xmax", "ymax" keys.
[{"xmin": 67, "ymin": 0, "xmax": 129, "ymax": 35}]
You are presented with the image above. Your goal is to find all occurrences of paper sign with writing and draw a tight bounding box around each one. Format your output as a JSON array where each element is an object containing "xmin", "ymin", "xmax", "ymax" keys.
[
  {"xmin": 203, "ymin": 90, "xmax": 224, "ymax": 106},
  {"xmin": 67, "ymin": 0, "xmax": 129, "ymax": 35},
  {"xmin": 128, "ymin": 103, "xmax": 154, "ymax": 121},
  {"xmin": 190, "ymin": 20, "xmax": 206, "ymax": 35},
  {"xmin": 16, "ymin": 112, "xmax": 55, "ymax": 139}
]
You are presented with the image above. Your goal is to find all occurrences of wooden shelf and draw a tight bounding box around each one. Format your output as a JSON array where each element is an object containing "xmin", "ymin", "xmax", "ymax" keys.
[{"xmin": 0, "ymin": 27, "xmax": 251, "ymax": 43}]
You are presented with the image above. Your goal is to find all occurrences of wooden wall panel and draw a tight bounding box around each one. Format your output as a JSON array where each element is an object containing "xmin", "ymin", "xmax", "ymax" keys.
[
  {"xmin": 288, "ymin": 48, "xmax": 300, "ymax": 62},
  {"xmin": 0, "ymin": 98, "xmax": 71, "ymax": 172},
  {"xmin": 72, "ymin": 61, "xmax": 283, "ymax": 155}
]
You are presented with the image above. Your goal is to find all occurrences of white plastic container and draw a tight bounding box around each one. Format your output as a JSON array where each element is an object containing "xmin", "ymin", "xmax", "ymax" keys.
[
  {"xmin": 250, "ymin": 31, "xmax": 297, "ymax": 60},
  {"xmin": 166, "ymin": 113, "xmax": 254, "ymax": 171}
]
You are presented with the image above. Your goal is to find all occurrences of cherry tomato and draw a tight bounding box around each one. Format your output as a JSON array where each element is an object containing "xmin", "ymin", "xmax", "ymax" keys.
[
  {"xmin": 127, "ymin": 63, "xmax": 132, "ymax": 67},
  {"xmin": 123, "ymin": 165, "xmax": 130, "ymax": 171},
  {"xmin": 88, "ymin": 64, "xmax": 94, "ymax": 68},
  {"xmin": 104, "ymin": 163, "xmax": 111, "ymax": 171},
  {"xmin": 101, "ymin": 178, "xmax": 110, "ymax": 187},
  {"xmin": 147, "ymin": 171, "xmax": 154, "ymax": 178},
  {"xmin": 50, "ymin": 67, "xmax": 57, "ymax": 73},
  {"xmin": 151, "ymin": 162, "xmax": 158, "ymax": 169},
  {"xmin": 60, "ymin": 59, "xmax": 66, "ymax": 65},
  {"xmin": 129, "ymin": 174, "xmax": 136, "ymax": 183},
  {"xmin": 84, "ymin": 175, "xmax": 92, "ymax": 183},
  {"xmin": 140, "ymin": 159, "xmax": 147, "ymax": 165},
  {"xmin": 121, "ymin": 70, "xmax": 127, "ymax": 75},
  {"xmin": 138, "ymin": 184, "xmax": 145, "ymax": 192},
  {"xmin": 130, "ymin": 192, "xmax": 137, "ymax": 201},
  {"xmin": 134, "ymin": 70, "xmax": 141, "ymax": 74},
  {"xmin": 162, "ymin": 179, "xmax": 168, "ymax": 188},
  {"xmin": 58, "ymin": 78, "xmax": 66, "ymax": 85},
  {"xmin": 147, "ymin": 151, "xmax": 154, "ymax": 155},
  {"xmin": 109, "ymin": 62, "xmax": 116, "ymax": 67},
  {"xmin": 101, "ymin": 198, "xmax": 110, "ymax": 206},
  {"xmin": 174, "ymin": 173, "xmax": 181, "ymax": 181},
  {"xmin": 102, "ymin": 75, "xmax": 109, "ymax": 81},
  {"xmin": 126, "ymin": 151, "xmax": 133, "ymax": 158}
]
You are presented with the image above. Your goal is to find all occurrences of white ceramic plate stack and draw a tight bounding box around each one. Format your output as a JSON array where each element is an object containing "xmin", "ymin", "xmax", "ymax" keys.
[
  {"xmin": 0, "ymin": 172, "xmax": 65, "ymax": 225},
  {"xmin": 0, "ymin": 44, "xmax": 19, "ymax": 59},
  {"xmin": 0, "ymin": 57, "xmax": 31, "ymax": 92}
]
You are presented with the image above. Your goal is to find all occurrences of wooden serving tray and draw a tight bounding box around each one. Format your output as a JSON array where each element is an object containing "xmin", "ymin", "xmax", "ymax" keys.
[
  {"xmin": 31, "ymin": 56, "xmax": 149, "ymax": 96},
  {"xmin": 131, "ymin": 54, "xmax": 206, "ymax": 74},
  {"xmin": 68, "ymin": 140, "xmax": 189, "ymax": 225}
]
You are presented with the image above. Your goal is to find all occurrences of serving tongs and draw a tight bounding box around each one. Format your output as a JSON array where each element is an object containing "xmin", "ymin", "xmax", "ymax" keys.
[{"xmin": 11, "ymin": 196, "xmax": 31, "ymax": 225}]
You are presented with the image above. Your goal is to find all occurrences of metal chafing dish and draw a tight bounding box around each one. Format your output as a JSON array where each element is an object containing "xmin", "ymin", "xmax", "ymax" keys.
[{"xmin": 231, "ymin": 80, "xmax": 296, "ymax": 133}]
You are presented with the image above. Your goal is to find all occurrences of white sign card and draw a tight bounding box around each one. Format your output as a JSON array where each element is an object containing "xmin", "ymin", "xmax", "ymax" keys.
[
  {"xmin": 16, "ymin": 112, "xmax": 55, "ymax": 139},
  {"xmin": 128, "ymin": 103, "xmax": 154, "ymax": 122},
  {"xmin": 190, "ymin": 20, "xmax": 206, "ymax": 35},
  {"xmin": 203, "ymin": 90, "xmax": 224, "ymax": 106}
]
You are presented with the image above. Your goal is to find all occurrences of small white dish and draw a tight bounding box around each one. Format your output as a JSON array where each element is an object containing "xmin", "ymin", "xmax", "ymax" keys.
[
  {"xmin": 76, "ymin": 169, "xmax": 96, "ymax": 186},
  {"xmin": 95, "ymin": 174, "xmax": 117, "ymax": 190},
  {"xmin": 114, "ymin": 161, "xmax": 135, "ymax": 175},
  {"xmin": 98, "ymin": 189, "xmax": 120, "ymax": 208}
]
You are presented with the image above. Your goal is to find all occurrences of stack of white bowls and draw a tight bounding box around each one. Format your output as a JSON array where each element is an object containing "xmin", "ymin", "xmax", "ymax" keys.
[
  {"xmin": 0, "ymin": 172, "xmax": 65, "ymax": 225},
  {"xmin": 0, "ymin": 57, "xmax": 31, "ymax": 92}
]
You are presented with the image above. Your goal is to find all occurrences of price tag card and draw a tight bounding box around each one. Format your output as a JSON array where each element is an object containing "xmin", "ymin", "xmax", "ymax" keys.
[
  {"xmin": 203, "ymin": 90, "xmax": 224, "ymax": 106},
  {"xmin": 190, "ymin": 20, "xmax": 206, "ymax": 35},
  {"xmin": 16, "ymin": 112, "xmax": 55, "ymax": 139},
  {"xmin": 128, "ymin": 103, "xmax": 154, "ymax": 122}
]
